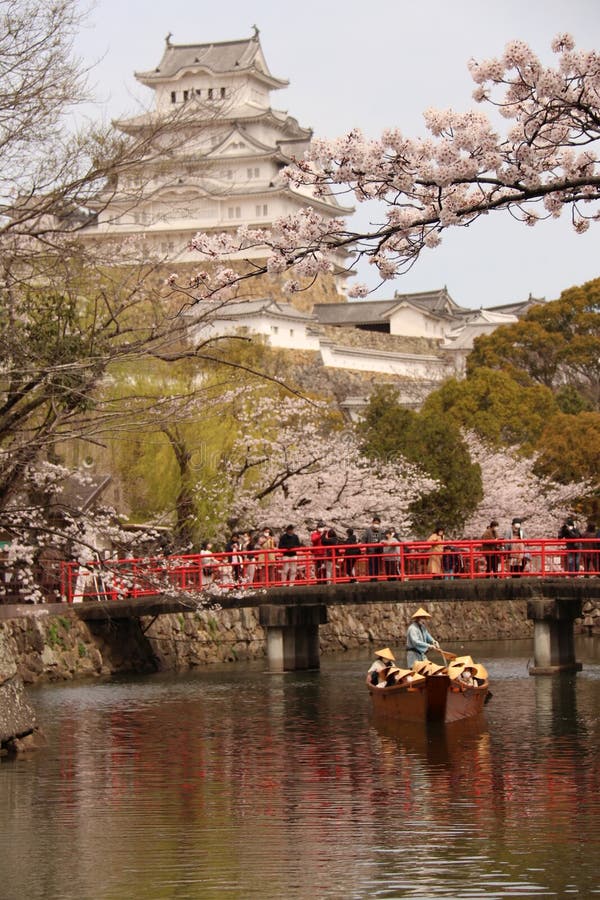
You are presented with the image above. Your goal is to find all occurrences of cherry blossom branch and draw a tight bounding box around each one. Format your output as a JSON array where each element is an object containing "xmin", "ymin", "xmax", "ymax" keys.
[{"xmin": 183, "ymin": 34, "xmax": 600, "ymax": 298}]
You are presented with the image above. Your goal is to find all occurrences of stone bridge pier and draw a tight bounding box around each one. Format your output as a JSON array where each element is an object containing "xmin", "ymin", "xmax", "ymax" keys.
[
  {"xmin": 527, "ymin": 596, "xmax": 583, "ymax": 675},
  {"xmin": 259, "ymin": 604, "xmax": 328, "ymax": 672}
]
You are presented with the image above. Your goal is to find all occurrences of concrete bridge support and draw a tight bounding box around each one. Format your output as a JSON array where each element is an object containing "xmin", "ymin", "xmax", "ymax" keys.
[
  {"xmin": 259, "ymin": 604, "xmax": 328, "ymax": 672},
  {"xmin": 527, "ymin": 597, "xmax": 583, "ymax": 675}
]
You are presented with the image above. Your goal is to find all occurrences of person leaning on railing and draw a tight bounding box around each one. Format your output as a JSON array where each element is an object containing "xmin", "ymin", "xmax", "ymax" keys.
[
  {"xmin": 582, "ymin": 521, "xmax": 600, "ymax": 577},
  {"xmin": 381, "ymin": 528, "xmax": 402, "ymax": 579},
  {"xmin": 504, "ymin": 518, "xmax": 528, "ymax": 577},
  {"xmin": 310, "ymin": 521, "xmax": 328, "ymax": 582},
  {"xmin": 481, "ymin": 520, "xmax": 501, "ymax": 577},
  {"xmin": 321, "ymin": 527, "xmax": 339, "ymax": 583},
  {"xmin": 362, "ymin": 516, "xmax": 384, "ymax": 580},
  {"xmin": 343, "ymin": 527, "xmax": 361, "ymax": 581},
  {"xmin": 278, "ymin": 524, "xmax": 302, "ymax": 585},
  {"xmin": 199, "ymin": 541, "xmax": 218, "ymax": 584},
  {"xmin": 257, "ymin": 527, "xmax": 277, "ymax": 583},
  {"xmin": 558, "ymin": 516, "xmax": 582, "ymax": 575},
  {"xmin": 426, "ymin": 525, "xmax": 445, "ymax": 578}
]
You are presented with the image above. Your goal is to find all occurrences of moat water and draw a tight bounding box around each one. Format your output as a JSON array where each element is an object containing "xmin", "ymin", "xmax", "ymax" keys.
[{"xmin": 2, "ymin": 638, "xmax": 599, "ymax": 899}]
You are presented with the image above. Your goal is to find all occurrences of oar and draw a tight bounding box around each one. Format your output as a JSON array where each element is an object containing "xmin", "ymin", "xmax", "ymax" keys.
[{"xmin": 435, "ymin": 647, "xmax": 457, "ymax": 665}]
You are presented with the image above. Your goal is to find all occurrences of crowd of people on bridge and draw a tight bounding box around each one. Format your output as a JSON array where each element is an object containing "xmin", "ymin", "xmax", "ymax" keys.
[{"xmin": 196, "ymin": 513, "xmax": 600, "ymax": 587}]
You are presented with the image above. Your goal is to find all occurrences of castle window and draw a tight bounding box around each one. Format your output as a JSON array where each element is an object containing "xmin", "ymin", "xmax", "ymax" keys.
[
  {"xmin": 247, "ymin": 167, "xmax": 260, "ymax": 179},
  {"xmin": 170, "ymin": 91, "xmax": 177, "ymax": 103},
  {"xmin": 255, "ymin": 204, "xmax": 268, "ymax": 217},
  {"xmin": 183, "ymin": 90, "xmax": 189, "ymax": 102},
  {"xmin": 208, "ymin": 88, "xmax": 214, "ymax": 100},
  {"xmin": 270, "ymin": 326, "xmax": 279, "ymax": 335},
  {"xmin": 195, "ymin": 88, "xmax": 201, "ymax": 97},
  {"xmin": 227, "ymin": 206, "xmax": 241, "ymax": 219},
  {"xmin": 220, "ymin": 87, "xmax": 226, "ymax": 98}
]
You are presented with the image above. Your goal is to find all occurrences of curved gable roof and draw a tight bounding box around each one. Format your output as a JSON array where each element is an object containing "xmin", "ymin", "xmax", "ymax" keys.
[{"xmin": 136, "ymin": 34, "xmax": 288, "ymax": 89}]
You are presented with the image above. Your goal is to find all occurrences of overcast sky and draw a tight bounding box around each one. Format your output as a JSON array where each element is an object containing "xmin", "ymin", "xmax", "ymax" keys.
[{"xmin": 75, "ymin": 0, "xmax": 600, "ymax": 308}]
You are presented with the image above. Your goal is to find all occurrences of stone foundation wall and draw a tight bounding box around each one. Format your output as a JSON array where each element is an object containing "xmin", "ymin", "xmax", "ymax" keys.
[{"xmin": 0, "ymin": 600, "xmax": 540, "ymax": 686}]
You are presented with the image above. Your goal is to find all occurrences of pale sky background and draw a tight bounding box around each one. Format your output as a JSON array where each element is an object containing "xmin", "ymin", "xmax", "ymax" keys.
[{"xmin": 75, "ymin": 0, "xmax": 600, "ymax": 308}]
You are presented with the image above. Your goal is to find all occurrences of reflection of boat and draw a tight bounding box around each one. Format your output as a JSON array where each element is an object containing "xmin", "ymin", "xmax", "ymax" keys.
[
  {"xmin": 371, "ymin": 714, "xmax": 489, "ymax": 767},
  {"xmin": 367, "ymin": 674, "xmax": 489, "ymax": 724}
]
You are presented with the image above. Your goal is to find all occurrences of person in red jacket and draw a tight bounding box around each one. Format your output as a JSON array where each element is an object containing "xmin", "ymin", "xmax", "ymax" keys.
[{"xmin": 310, "ymin": 521, "xmax": 327, "ymax": 582}]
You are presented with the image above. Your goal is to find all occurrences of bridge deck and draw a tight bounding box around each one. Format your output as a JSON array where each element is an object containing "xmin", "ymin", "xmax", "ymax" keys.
[{"xmin": 2, "ymin": 577, "xmax": 599, "ymax": 622}]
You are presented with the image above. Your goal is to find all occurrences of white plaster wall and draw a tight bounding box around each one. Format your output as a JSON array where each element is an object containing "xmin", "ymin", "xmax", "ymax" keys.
[
  {"xmin": 389, "ymin": 307, "xmax": 446, "ymax": 339},
  {"xmin": 319, "ymin": 344, "xmax": 451, "ymax": 378},
  {"xmin": 191, "ymin": 315, "xmax": 320, "ymax": 351}
]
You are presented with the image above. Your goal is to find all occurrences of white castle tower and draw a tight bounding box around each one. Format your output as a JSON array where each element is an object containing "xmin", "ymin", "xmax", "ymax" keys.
[{"xmin": 86, "ymin": 28, "xmax": 351, "ymax": 282}]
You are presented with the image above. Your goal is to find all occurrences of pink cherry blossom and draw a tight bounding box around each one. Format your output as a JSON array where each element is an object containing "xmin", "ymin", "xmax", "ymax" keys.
[{"xmin": 182, "ymin": 35, "xmax": 600, "ymax": 299}]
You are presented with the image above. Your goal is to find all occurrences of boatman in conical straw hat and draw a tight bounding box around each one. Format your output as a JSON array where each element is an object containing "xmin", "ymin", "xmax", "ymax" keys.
[
  {"xmin": 406, "ymin": 608, "xmax": 440, "ymax": 668},
  {"xmin": 367, "ymin": 647, "xmax": 396, "ymax": 685}
]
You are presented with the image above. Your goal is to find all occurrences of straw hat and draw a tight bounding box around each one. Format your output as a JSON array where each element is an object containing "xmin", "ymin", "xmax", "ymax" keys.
[
  {"xmin": 426, "ymin": 663, "xmax": 446, "ymax": 676},
  {"xmin": 451, "ymin": 655, "xmax": 475, "ymax": 668},
  {"xmin": 408, "ymin": 672, "xmax": 427, "ymax": 685},
  {"xmin": 392, "ymin": 668, "xmax": 413, "ymax": 680},
  {"xmin": 448, "ymin": 665, "xmax": 467, "ymax": 681},
  {"xmin": 412, "ymin": 660, "xmax": 431, "ymax": 674},
  {"xmin": 375, "ymin": 647, "xmax": 395, "ymax": 662},
  {"xmin": 386, "ymin": 666, "xmax": 401, "ymax": 678},
  {"xmin": 474, "ymin": 663, "xmax": 488, "ymax": 681},
  {"xmin": 414, "ymin": 660, "xmax": 445, "ymax": 676},
  {"xmin": 411, "ymin": 607, "xmax": 432, "ymax": 619}
]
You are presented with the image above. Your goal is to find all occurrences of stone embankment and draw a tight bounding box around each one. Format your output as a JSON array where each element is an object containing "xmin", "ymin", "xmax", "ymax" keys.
[
  {"xmin": 1, "ymin": 599, "xmax": 536, "ymax": 692},
  {"xmin": 0, "ymin": 593, "xmax": 597, "ymax": 750},
  {"xmin": 0, "ymin": 618, "xmax": 41, "ymax": 756}
]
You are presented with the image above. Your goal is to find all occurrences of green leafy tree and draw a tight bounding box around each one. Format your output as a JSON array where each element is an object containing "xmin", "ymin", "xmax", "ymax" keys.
[
  {"xmin": 358, "ymin": 386, "xmax": 482, "ymax": 535},
  {"xmin": 468, "ymin": 278, "xmax": 600, "ymax": 409},
  {"xmin": 533, "ymin": 412, "xmax": 600, "ymax": 486},
  {"xmin": 357, "ymin": 385, "xmax": 414, "ymax": 462},
  {"xmin": 421, "ymin": 368, "xmax": 558, "ymax": 452}
]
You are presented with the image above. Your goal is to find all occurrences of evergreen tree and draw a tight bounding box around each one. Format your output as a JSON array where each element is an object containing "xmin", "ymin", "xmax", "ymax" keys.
[{"xmin": 358, "ymin": 386, "xmax": 482, "ymax": 535}]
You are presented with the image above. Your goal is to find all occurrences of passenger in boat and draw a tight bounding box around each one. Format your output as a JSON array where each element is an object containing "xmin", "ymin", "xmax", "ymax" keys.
[
  {"xmin": 449, "ymin": 663, "xmax": 477, "ymax": 687},
  {"xmin": 367, "ymin": 647, "xmax": 396, "ymax": 685},
  {"xmin": 380, "ymin": 666, "xmax": 401, "ymax": 686},
  {"xmin": 390, "ymin": 667, "xmax": 427, "ymax": 687},
  {"xmin": 406, "ymin": 608, "xmax": 440, "ymax": 668},
  {"xmin": 473, "ymin": 663, "xmax": 488, "ymax": 685}
]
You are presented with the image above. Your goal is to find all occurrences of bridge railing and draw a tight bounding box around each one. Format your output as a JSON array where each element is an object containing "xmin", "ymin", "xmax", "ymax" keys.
[{"xmin": 59, "ymin": 538, "xmax": 600, "ymax": 602}]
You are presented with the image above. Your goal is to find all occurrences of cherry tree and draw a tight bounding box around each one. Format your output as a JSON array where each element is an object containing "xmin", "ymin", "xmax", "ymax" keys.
[
  {"xmin": 187, "ymin": 34, "xmax": 600, "ymax": 297},
  {"xmin": 218, "ymin": 396, "xmax": 437, "ymax": 537},
  {"xmin": 462, "ymin": 433, "xmax": 588, "ymax": 539},
  {"xmin": 0, "ymin": 461, "xmax": 167, "ymax": 602}
]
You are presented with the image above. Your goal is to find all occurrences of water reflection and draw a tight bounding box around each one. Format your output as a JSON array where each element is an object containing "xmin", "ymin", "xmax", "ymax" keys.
[{"xmin": 1, "ymin": 639, "xmax": 599, "ymax": 899}]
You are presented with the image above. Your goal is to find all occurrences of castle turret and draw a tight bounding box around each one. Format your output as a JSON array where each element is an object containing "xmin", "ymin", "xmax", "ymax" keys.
[{"xmin": 85, "ymin": 30, "xmax": 352, "ymax": 284}]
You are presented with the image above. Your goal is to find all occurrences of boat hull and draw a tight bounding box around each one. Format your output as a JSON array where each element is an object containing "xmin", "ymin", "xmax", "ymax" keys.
[{"xmin": 368, "ymin": 675, "xmax": 488, "ymax": 724}]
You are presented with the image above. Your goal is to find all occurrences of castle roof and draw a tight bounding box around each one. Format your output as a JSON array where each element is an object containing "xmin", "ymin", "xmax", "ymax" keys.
[
  {"xmin": 189, "ymin": 298, "xmax": 314, "ymax": 323},
  {"xmin": 313, "ymin": 300, "xmax": 398, "ymax": 326},
  {"xmin": 313, "ymin": 288, "xmax": 465, "ymax": 327},
  {"xmin": 135, "ymin": 32, "xmax": 288, "ymax": 90}
]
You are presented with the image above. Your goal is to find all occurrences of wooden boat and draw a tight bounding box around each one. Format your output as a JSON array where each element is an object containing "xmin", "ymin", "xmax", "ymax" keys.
[{"xmin": 367, "ymin": 673, "xmax": 490, "ymax": 724}]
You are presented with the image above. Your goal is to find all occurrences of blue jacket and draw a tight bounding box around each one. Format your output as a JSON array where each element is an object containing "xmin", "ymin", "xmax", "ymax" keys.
[{"xmin": 406, "ymin": 621, "xmax": 435, "ymax": 660}]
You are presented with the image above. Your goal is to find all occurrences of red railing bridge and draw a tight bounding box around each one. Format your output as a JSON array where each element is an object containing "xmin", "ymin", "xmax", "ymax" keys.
[{"xmin": 60, "ymin": 538, "xmax": 599, "ymax": 603}]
